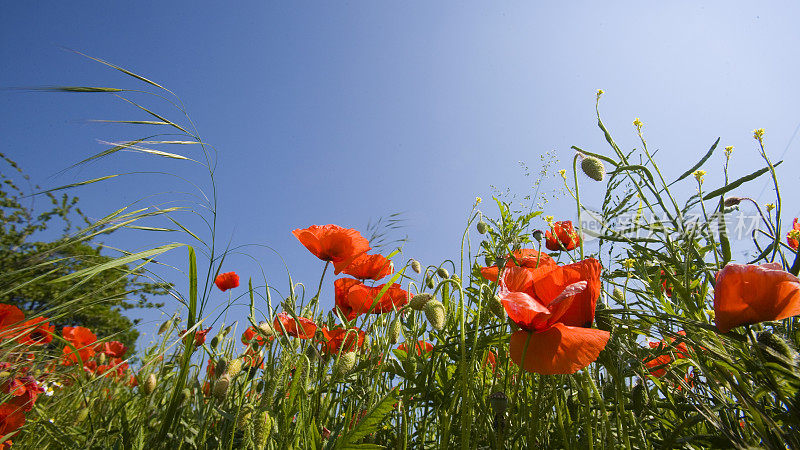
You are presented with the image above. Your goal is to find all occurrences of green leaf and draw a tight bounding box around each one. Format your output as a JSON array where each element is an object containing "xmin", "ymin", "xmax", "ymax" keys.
[
  {"xmin": 335, "ymin": 390, "xmax": 398, "ymax": 448},
  {"xmin": 51, "ymin": 243, "xmax": 183, "ymax": 283},
  {"xmin": 702, "ymin": 161, "xmax": 783, "ymax": 200},
  {"xmin": 670, "ymin": 138, "xmax": 720, "ymax": 186}
]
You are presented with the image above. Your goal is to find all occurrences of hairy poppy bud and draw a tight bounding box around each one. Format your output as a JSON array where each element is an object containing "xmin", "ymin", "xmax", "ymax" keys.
[
  {"xmin": 75, "ymin": 407, "xmax": 90, "ymax": 424},
  {"xmin": 424, "ymin": 300, "xmax": 446, "ymax": 331},
  {"xmin": 757, "ymin": 331, "xmax": 797, "ymax": 365},
  {"xmin": 403, "ymin": 358, "xmax": 418, "ymax": 375},
  {"xmin": 450, "ymin": 274, "xmax": 461, "ymax": 284},
  {"xmin": 477, "ymin": 220, "xmax": 489, "ymax": 234},
  {"xmin": 142, "ymin": 373, "xmax": 157, "ymax": 395},
  {"xmin": 612, "ymin": 287, "xmax": 624, "ymax": 301},
  {"xmin": 581, "ymin": 156, "xmax": 606, "ymax": 181},
  {"xmin": 488, "ymin": 391, "xmax": 509, "ymax": 415},
  {"xmin": 225, "ymin": 358, "xmax": 243, "ymax": 378},
  {"xmin": 180, "ymin": 388, "xmax": 191, "ymax": 404},
  {"xmin": 334, "ymin": 352, "xmax": 357, "ymax": 377},
  {"xmin": 410, "ymin": 260, "xmax": 422, "ymax": 274},
  {"xmin": 489, "ymin": 295, "xmax": 506, "ymax": 320},
  {"xmin": 426, "ymin": 277, "xmax": 435, "ymax": 289},
  {"xmin": 158, "ymin": 319, "xmax": 172, "ymax": 335},
  {"xmin": 258, "ymin": 321, "xmax": 275, "ymax": 337},
  {"xmin": 214, "ymin": 375, "xmax": 231, "ymax": 401},
  {"xmin": 388, "ymin": 319, "xmax": 402, "ymax": 344},
  {"xmin": 253, "ymin": 411, "xmax": 273, "ymax": 448},
  {"xmin": 237, "ymin": 405, "xmax": 253, "ymax": 430},
  {"xmin": 532, "ymin": 230, "xmax": 544, "ymax": 241},
  {"xmin": 631, "ymin": 381, "xmax": 646, "ymax": 416},
  {"xmin": 221, "ymin": 324, "xmax": 233, "ymax": 337},
  {"xmin": 484, "ymin": 254, "xmax": 495, "ymax": 266},
  {"xmin": 724, "ymin": 197, "xmax": 744, "ymax": 207},
  {"xmin": 437, "ymin": 268, "xmax": 449, "ymax": 279},
  {"xmin": 595, "ymin": 303, "xmax": 613, "ymax": 332},
  {"xmin": 210, "ymin": 335, "xmax": 220, "ymax": 348},
  {"xmin": 97, "ymin": 352, "xmax": 107, "ymax": 365},
  {"xmin": 410, "ymin": 293, "xmax": 434, "ymax": 311}
]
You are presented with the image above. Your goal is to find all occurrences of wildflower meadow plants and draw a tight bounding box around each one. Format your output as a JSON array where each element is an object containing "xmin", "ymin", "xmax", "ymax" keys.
[{"xmin": 1, "ymin": 57, "xmax": 800, "ymax": 449}]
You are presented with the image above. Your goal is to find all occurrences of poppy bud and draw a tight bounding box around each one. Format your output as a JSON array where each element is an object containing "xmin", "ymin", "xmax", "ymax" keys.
[
  {"xmin": 75, "ymin": 407, "xmax": 90, "ymax": 424},
  {"xmin": 253, "ymin": 411, "xmax": 273, "ymax": 448},
  {"xmin": 410, "ymin": 293, "xmax": 434, "ymax": 311},
  {"xmin": 410, "ymin": 260, "xmax": 422, "ymax": 274},
  {"xmin": 484, "ymin": 254, "xmax": 495, "ymax": 266},
  {"xmin": 225, "ymin": 358, "xmax": 243, "ymax": 378},
  {"xmin": 210, "ymin": 335, "xmax": 220, "ymax": 348},
  {"xmin": 450, "ymin": 274, "xmax": 461, "ymax": 284},
  {"xmin": 142, "ymin": 373, "xmax": 157, "ymax": 395},
  {"xmin": 581, "ymin": 156, "xmax": 606, "ymax": 181},
  {"xmin": 180, "ymin": 388, "xmax": 191, "ymax": 404},
  {"xmin": 532, "ymin": 230, "xmax": 544, "ymax": 241},
  {"xmin": 221, "ymin": 324, "xmax": 233, "ymax": 337},
  {"xmin": 612, "ymin": 287, "xmax": 624, "ymax": 301},
  {"xmin": 426, "ymin": 277, "xmax": 435, "ymax": 289},
  {"xmin": 757, "ymin": 331, "xmax": 797, "ymax": 365},
  {"xmin": 334, "ymin": 352, "xmax": 357, "ymax": 377},
  {"xmin": 630, "ymin": 381, "xmax": 646, "ymax": 416},
  {"xmin": 388, "ymin": 319, "xmax": 402, "ymax": 344},
  {"xmin": 437, "ymin": 268, "xmax": 449, "ymax": 279},
  {"xmin": 215, "ymin": 357, "xmax": 229, "ymax": 378},
  {"xmin": 489, "ymin": 295, "xmax": 506, "ymax": 320},
  {"xmin": 258, "ymin": 321, "xmax": 275, "ymax": 337},
  {"xmin": 595, "ymin": 303, "xmax": 613, "ymax": 332},
  {"xmin": 237, "ymin": 405, "xmax": 253, "ymax": 430},
  {"xmin": 477, "ymin": 220, "xmax": 489, "ymax": 234},
  {"xmin": 213, "ymin": 375, "xmax": 231, "ymax": 401},
  {"xmin": 98, "ymin": 352, "xmax": 107, "ymax": 365},
  {"xmin": 158, "ymin": 319, "xmax": 172, "ymax": 335},
  {"xmin": 424, "ymin": 300, "xmax": 446, "ymax": 331},
  {"xmin": 488, "ymin": 391, "xmax": 509, "ymax": 415},
  {"xmin": 403, "ymin": 358, "xmax": 418, "ymax": 375},
  {"xmin": 724, "ymin": 197, "xmax": 744, "ymax": 207}
]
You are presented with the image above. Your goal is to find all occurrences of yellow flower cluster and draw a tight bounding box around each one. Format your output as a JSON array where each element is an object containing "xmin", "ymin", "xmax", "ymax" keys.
[
  {"xmin": 753, "ymin": 128, "xmax": 765, "ymax": 141},
  {"xmin": 693, "ymin": 170, "xmax": 706, "ymax": 184},
  {"xmin": 633, "ymin": 118, "xmax": 643, "ymax": 130}
]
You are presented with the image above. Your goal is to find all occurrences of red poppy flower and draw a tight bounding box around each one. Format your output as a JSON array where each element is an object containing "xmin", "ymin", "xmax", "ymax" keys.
[
  {"xmin": 319, "ymin": 326, "xmax": 366, "ymax": 355},
  {"xmin": 182, "ymin": 327, "xmax": 212, "ymax": 347},
  {"xmin": 342, "ymin": 253, "xmax": 394, "ymax": 280},
  {"xmin": 501, "ymin": 259, "xmax": 609, "ymax": 375},
  {"xmin": 96, "ymin": 341, "xmax": 128, "ymax": 358},
  {"xmin": 0, "ymin": 304, "xmax": 25, "ymax": 341},
  {"xmin": 62, "ymin": 326, "xmax": 98, "ymax": 365},
  {"xmin": 2, "ymin": 376, "xmax": 44, "ymax": 412},
  {"xmin": 0, "ymin": 403, "xmax": 25, "ymax": 444},
  {"xmin": 644, "ymin": 331, "xmax": 689, "ymax": 378},
  {"xmin": 16, "ymin": 317, "xmax": 55, "ymax": 345},
  {"xmin": 480, "ymin": 249, "xmax": 556, "ymax": 283},
  {"xmin": 545, "ymin": 221, "xmax": 581, "ymax": 251},
  {"xmin": 334, "ymin": 279, "xmax": 409, "ymax": 321},
  {"xmin": 292, "ymin": 225, "xmax": 371, "ymax": 274},
  {"xmin": 659, "ymin": 270, "xmax": 674, "ymax": 297},
  {"xmin": 396, "ymin": 340, "xmax": 434, "ymax": 357},
  {"xmin": 241, "ymin": 326, "xmax": 273, "ymax": 347},
  {"xmin": 215, "ymin": 272, "xmax": 240, "ymax": 292},
  {"xmin": 483, "ymin": 350, "xmax": 497, "ymax": 372},
  {"xmin": 273, "ymin": 313, "xmax": 317, "ymax": 339},
  {"xmin": 243, "ymin": 346, "xmax": 265, "ymax": 369},
  {"xmin": 714, "ymin": 263, "xmax": 800, "ymax": 333},
  {"xmin": 787, "ymin": 218, "xmax": 800, "ymax": 250}
]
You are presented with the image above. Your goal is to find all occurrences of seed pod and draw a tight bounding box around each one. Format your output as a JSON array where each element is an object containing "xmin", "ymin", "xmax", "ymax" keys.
[
  {"xmin": 532, "ymin": 230, "xmax": 544, "ymax": 241},
  {"xmin": 437, "ymin": 268, "xmax": 449, "ymax": 279},
  {"xmin": 581, "ymin": 156, "xmax": 606, "ymax": 182},
  {"xmin": 157, "ymin": 319, "xmax": 172, "ymax": 335},
  {"xmin": 253, "ymin": 411, "xmax": 273, "ymax": 449},
  {"xmin": 424, "ymin": 300, "xmax": 446, "ymax": 331},
  {"xmin": 142, "ymin": 373, "xmax": 157, "ymax": 395},
  {"xmin": 477, "ymin": 220, "xmax": 489, "ymax": 234},
  {"xmin": 225, "ymin": 358, "xmax": 243, "ymax": 378},
  {"xmin": 410, "ymin": 260, "xmax": 422, "ymax": 274},
  {"xmin": 410, "ymin": 293, "xmax": 434, "ymax": 311},
  {"xmin": 388, "ymin": 319, "xmax": 402, "ymax": 344},
  {"xmin": 488, "ymin": 391, "xmax": 509, "ymax": 415},
  {"xmin": 334, "ymin": 352, "xmax": 357, "ymax": 377},
  {"xmin": 213, "ymin": 375, "xmax": 231, "ymax": 401}
]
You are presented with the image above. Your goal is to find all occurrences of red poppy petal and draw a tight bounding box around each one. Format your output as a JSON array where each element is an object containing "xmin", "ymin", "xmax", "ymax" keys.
[
  {"xmin": 714, "ymin": 263, "xmax": 800, "ymax": 333},
  {"xmin": 501, "ymin": 290, "xmax": 552, "ymax": 331},
  {"xmin": 509, "ymin": 324, "xmax": 610, "ymax": 375}
]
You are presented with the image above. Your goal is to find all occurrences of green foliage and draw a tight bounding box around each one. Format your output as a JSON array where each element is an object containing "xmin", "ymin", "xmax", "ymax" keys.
[{"xmin": 0, "ymin": 153, "xmax": 166, "ymax": 350}]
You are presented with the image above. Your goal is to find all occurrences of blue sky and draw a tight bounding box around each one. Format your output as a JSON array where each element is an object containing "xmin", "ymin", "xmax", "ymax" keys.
[{"xmin": 2, "ymin": 2, "xmax": 799, "ymax": 347}]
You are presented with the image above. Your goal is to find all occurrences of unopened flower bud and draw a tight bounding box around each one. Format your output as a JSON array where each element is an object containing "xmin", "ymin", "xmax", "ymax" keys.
[
  {"xmin": 595, "ymin": 303, "xmax": 613, "ymax": 332},
  {"xmin": 410, "ymin": 260, "xmax": 422, "ymax": 274},
  {"xmin": 484, "ymin": 254, "xmax": 495, "ymax": 266},
  {"xmin": 215, "ymin": 357, "xmax": 229, "ymax": 378},
  {"xmin": 258, "ymin": 321, "xmax": 275, "ymax": 337},
  {"xmin": 488, "ymin": 391, "xmax": 509, "ymax": 415},
  {"xmin": 97, "ymin": 352, "xmax": 107, "ymax": 365},
  {"xmin": 224, "ymin": 358, "xmax": 243, "ymax": 378},
  {"xmin": 213, "ymin": 375, "xmax": 231, "ymax": 401},
  {"xmin": 532, "ymin": 230, "xmax": 544, "ymax": 241},
  {"xmin": 158, "ymin": 319, "xmax": 172, "ymax": 335},
  {"xmin": 581, "ymin": 156, "xmax": 606, "ymax": 182},
  {"xmin": 477, "ymin": 221, "xmax": 489, "ymax": 234},
  {"xmin": 253, "ymin": 411, "xmax": 273, "ymax": 448},
  {"xmin": 333, "ymin": 352, "xmax": 357, "ymax": 377},
  {"xmin": 426, "ymin": 277, "xmax": 435, "ymax": 289},
  {"xmin": 437, "ymin": 267, "xmax": 449, "ymax": 279},
  {"xmin": 142, "ymin": 373, "xmax": 157, "ymax": 395},
  {"xmin": 388, "ymin": 319, "xmax": 402, "ymax": 344},
  {"xmin": 424, "ymin": 300, "xmax": 446, "ymax": 331},
  {"xmin": 612, "ymin": 287, "xmax": 624, "ymax": 301},
  {"xmin": 757, "ymin": 331, "xmax": 797, "ymax": 365},
  {"xmin": 410, "ymin": 293, "xmax": 433, "ymax": 311},
  {"xmin": 489, "ymin": 295, "xmax": 506, "ymax": 320},
  {"xmin": 210, "ymin": 335, "xmax": 220, "ymax": 348},
  {"xmin": 180, "ymin": 388, "xmax": 191, "ymax": 404},
  {"xmin": 450, "ymin": 274, "xmax": 461, "ymax": 284},
  {"xmin": 724, "ymin": 197, "xmax": 744, "ymax": 207}
]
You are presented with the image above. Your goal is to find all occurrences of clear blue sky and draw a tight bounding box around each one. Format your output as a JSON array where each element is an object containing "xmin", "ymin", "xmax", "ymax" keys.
[{"xmin": 2, "ymin": 2, "xmax": 799, "ymax": 347}]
